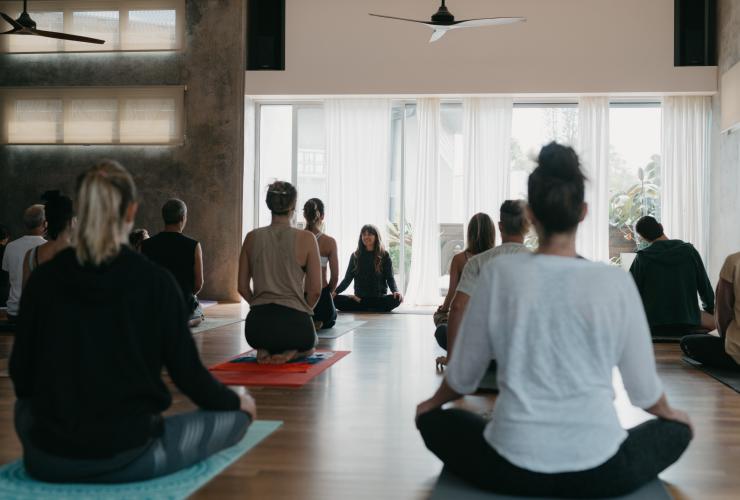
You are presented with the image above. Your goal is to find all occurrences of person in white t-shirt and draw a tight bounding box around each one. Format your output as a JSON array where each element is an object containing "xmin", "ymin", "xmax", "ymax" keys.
[
  {"xmin": 416, "ymin": 142, "xmax": 692, "ymax": 498},
  {"xmin": 1, "ymin": 205, "xmax": 46, "ymax": 322}
]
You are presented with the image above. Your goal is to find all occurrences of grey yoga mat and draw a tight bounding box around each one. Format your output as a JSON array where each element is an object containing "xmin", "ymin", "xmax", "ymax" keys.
[
  {"xmin": 430, "ymin": 468, "xmax": 672, "ymax": 500},
  {"xmin": 683, "ymin": 357, "xmax": 740, "ymax": 394}
]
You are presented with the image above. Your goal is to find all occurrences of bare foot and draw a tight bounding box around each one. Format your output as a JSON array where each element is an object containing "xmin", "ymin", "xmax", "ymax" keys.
[
  {"xmin": 188, "ymin": 316, "xmax": 203, "ymax": 328},
  {"xmin": 266, "ymin": 350, "xmax": 298, "ymax": 365},
  {"xmin": 313, "ymin": 320, "xmax": 323, "ymax": 331},
  {"xmin": 256, "ymin": 349, "xmax": 272, "ymax": 364},
  {"xmin": 292, "ymin": 348, "xmax": 315, "ymax": 361}
]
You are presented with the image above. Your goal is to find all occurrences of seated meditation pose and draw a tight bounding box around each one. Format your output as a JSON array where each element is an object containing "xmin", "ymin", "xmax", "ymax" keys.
[
  {"xmin": 22, "ymin": 191, "xmax": 74, "ymax": 288},
  {"xmin": 10, "ymin": 160, "xmax": 254, "ymax": 483},
  {"xmin": 435, "ymin": 200, "xmax": 531, "ymax": 366},
  {"xmin": 630, "ymin": 215, "xmax": 715, "ymax": 337},
  {"xmin": 333, "ymin": 225, "xmax": 403, "ymax": 312},
  {"xmin": 434, "ymin": 212, "xmax": 495, "ymax": 329},
  {"xmin": 681, "ymin": 251, "xmax": 740, "ymax": 371},
  {"xmin": 304, "ymin": 198, "xmax": 339, "ymax": 330},
  {"xmin": 416, "ymin": 143, "xmax": 692, "ymax": 498},
  {"xmin": 1, "ymin": 205, "xmax": 46, "ymax": 323},
  {"xmin": 128, "ymin": 228, "xmax": 150, "ymax": 252},
  {"xmin": 142, "ymin": 199, "xmax": 205, "ymax": 327},
  {"xmin": 239, "ymin": 181, "xmax": 322, "ymax": 364}
]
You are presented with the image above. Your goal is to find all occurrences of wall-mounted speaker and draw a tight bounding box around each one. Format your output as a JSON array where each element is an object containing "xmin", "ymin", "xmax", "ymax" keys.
[
  {"xmin": 247, "ymin": 0, "xmax": 285, "ymax": 71},
  {"xmin": 675, "ymin": 0, "xmax": 717, "ymax": 67}
]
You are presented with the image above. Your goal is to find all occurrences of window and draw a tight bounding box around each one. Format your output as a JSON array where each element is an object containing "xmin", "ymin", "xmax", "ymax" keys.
[
  {"xmin": 0, "ymin": 1, "xmax": 184, "ymax": 53},
  {"xmin": 0, "ymin": 87, "xmax": 185, "ymax": 144}
]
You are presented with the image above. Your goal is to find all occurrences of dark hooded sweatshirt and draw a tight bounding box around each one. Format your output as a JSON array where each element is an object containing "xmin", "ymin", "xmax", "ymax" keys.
[
  {"xmin": 629, "ymin": 239, "xmax": 714, "ymax": 328},
  {"xmin": 9, "ymin": 246, "xmax": 238, "ymax": 459}
]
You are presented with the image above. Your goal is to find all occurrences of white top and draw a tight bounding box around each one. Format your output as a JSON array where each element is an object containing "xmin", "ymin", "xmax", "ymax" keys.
[
  {"xmin": 1, "ymin": 235, "xmax": 46, "ymax": 315},
  {"xmin": 456, "ymin": 242, "xmax": 531, "ymax": 296},
  {"xmin": 446, "ymin": 253, "xmax": 663, "ymax": 473}
]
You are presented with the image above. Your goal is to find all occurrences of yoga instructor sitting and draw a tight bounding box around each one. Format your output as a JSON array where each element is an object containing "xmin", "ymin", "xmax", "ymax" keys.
[
  {"xmin": 334, "ymin": 225, "xmax": 402, "ymax": 312},
  {"xmin": 239, "ymin": 181, "xmax": 322, "ymax": 364},
  {"xmin": 416, "ymin": 143, "xmax": 692, "ymax": 498},
  {"xmin": 10, "ymin": 160, "xmax": 254, "ymax": 483}
]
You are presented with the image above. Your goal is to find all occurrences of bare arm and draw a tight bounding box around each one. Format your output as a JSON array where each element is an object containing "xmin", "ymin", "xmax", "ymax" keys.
[
  {"xmin": 193, "ymin": 243, "xmax": 204, "ymax": 294},
  {"xmin": 302, "ymin": 232, "xmax": 322, "ymax": 308},
  {"xmin": 328, "ymin": 237, "xmax": 339, "ymax": 292},
  {"xmin": 645, "ymin": 393, "xmax": 693, "ymax": 437},
  {"xmin": 716, "ymin": 278, "xmax": 735, "ymax": 338},
  {"xmin": 237, "ymin": 234, "xmax": 254, "ymax": 303},
  {"xmin": 440, "ymin": 254, "xmax": 464, "ymax": 311},
  {"xmin": 445, "ymin": 292, "xmax": 470, "ymax": 358},
  {"xmin": 21, "ymin": 250, "xmax": 31, "ymax": 289},
  {"xmin": 415, "ymin": 379, "xmax": 464, "ymax": 422}
]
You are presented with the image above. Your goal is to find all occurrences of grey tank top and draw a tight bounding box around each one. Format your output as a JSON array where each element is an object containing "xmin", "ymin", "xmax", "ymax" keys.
[{"xmin": 248, "ymin": 225, "xmax": 313, "ymax": 314}]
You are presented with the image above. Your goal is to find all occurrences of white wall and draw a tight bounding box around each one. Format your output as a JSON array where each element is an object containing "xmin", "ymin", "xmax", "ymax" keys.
[{"xmin": 245, "ymin": 0, "xmax": 716, "ymax": 96}]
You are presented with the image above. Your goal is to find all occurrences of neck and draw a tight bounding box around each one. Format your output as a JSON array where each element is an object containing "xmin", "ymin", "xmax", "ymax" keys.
[
  {"xmin": 48, "ymin": 230, "xmax": 72, "ymax": 247},
  {"xmin": 536, "ymin": 231, "xmax": 577, "ymax": 257},
  {"xmin": 364, "ymin": 245, "xmax": 374, "ymax": 252},
  {"xmin": 307, "ymin": 224, "xmax": 320, "ymax": 235},
  {"xmin": 27, "ymin": 230, "xmax": 44, "ymax": 237},
  {"xmin": 501, "ymin": 234, "xmax": 525, "ymax": 245},
  {"xmin": 655, "ymin": 234, "xmax": 669, "ymax": 242},
  {"xmin": 164, "ymin": 224, "xmax": 182, "ymax": 233},
  {"xmin": 271, "ymin": 214, "xmax": 292, "ymax": 226}
]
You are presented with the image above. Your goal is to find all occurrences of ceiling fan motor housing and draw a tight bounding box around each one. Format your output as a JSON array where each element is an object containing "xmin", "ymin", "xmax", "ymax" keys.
[
  {"xmin": 17, "ymin": 11, "xmax": 36, "ymax": 29},
  {"xmin": 431, "ymin": 5, "xmax": 454, "ymax": 25}
]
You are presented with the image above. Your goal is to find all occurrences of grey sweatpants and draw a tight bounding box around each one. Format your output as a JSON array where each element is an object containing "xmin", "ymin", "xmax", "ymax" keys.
[{"xmin": 15, "ymin": 400, "xmax": 251, "ymax": 483}]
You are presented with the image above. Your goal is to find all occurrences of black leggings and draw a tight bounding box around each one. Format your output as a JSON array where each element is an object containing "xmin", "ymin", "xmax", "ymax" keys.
[
  {"xmin": 417, "ymin": 408, "xmax": 691, "ymax": 498},
  {"xmin": 681, "ymin": 334, "xmax": 740, "ymax": 370},
  {"xmin": 245, "ymin": 304, "xmax": 317, "ymax": 354},
  {"xmin": 312, "ymin": 286, "xmax": 337, "ymax": 329},
  {"xmin": 334, "ymin": 294, "xmax": 401, "ymax": 312},
  {"xmin": 435, "ymin": 324, "xmax": 448, "ymax": 350}
]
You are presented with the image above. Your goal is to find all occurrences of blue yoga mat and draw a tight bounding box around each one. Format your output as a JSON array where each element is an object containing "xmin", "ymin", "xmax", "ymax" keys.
[{"xmin": 0, "ymin": 420, "xmax": 282, "ymax": 500}]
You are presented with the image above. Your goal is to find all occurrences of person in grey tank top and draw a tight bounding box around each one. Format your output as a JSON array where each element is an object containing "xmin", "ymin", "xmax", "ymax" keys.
[
  {"xmin": 238, "ymin": 181, "xmax": 322, "ymax": 364},
  {"xmin": 303, "ymin": 198, "xmax": 339, "ymax": 330}
]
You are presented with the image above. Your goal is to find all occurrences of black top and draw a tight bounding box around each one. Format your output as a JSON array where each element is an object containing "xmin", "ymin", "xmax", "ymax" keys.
[
  {"xmin": 629, "ymin": 239, "xmax": 715, "ymax": 328},
  {"xmin": 9, "ymin": 246, "xmax": 238, "ymax": 459},
  {"xmin": 0, "ymin": 244, "xmax": 8, "ymax": 307},
  {"xmin": 142, "ymin": 231, "xmax": 198, "ymax": 306},
  {"xmin": 335, "ymin": 249, "xmax": 398, "ymax": 298}
]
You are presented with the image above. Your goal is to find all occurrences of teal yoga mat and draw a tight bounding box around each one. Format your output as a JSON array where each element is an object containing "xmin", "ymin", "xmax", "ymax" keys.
[{"xmin": 0, "ymin": 420, "xmax": 282, "ymax": 500}]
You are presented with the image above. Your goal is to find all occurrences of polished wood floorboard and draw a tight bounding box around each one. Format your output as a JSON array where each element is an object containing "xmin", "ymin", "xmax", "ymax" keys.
[{"xmin": 1, "ymin": 304, "xmax": 739, "ymax": 499}]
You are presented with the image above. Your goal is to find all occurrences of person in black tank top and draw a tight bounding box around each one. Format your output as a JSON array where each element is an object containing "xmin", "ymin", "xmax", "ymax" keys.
[{"xmin": 142, "ymin": 199, "xmax": 205, "ymax": 326}]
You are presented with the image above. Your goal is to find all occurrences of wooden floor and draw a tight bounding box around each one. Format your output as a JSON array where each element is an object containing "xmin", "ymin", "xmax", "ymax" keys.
[{"xmin": 1, "ymin": 304, "xmax": 739, "ymax": 499}]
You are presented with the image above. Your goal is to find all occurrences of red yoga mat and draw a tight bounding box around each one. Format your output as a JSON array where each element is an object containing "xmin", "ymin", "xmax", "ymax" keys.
[{"xmin": 209, "ymin": 350, "xmax": 350, "ymax": 387}]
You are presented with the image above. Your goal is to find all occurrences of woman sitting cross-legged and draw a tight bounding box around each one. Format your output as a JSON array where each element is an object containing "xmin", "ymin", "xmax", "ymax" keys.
[
  {"xmin": 333, "ymin": 225, "xmax": 403, "ymax": 313},
  {"xmin": 304, "ymin": 198, "xmax": 339, "ymax": 330},
  {"xmin": 10, "ymin": 160, "xmax": 255, "ymax": 483},
  {"xmin": 239, "ymin": 181, "xmax": 322, "ymax": 364},
  {"xmin": 415, "ymin": 142, "xmax": 692, "ymax": 498}
]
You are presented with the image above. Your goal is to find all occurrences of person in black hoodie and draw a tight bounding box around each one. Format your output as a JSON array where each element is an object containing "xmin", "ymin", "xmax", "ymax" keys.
[
  {"xmin": 629, "ymin": 216, "xmax": 715, "ymax": 337},
  {"xmin": 10, "ymin": 160, "xmax": 255, "ymax": 483},
  {"xmin": 333, "ymin": 224, "xmax": 403, "ymax": 312}
]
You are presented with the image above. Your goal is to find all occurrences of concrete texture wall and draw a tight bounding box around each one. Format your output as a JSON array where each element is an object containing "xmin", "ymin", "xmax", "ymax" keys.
[
  {"xmin": 708, "ymin": 0, "xmax": 740, "ymax": 281},
  {"xmin": 0, "ymin": 0, "xmax": 246, "ymax": 301}
]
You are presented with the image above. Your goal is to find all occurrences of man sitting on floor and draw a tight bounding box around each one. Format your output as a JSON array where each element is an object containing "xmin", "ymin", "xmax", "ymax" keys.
[
  {"xmin": 435, "ymin": 200, "xmax": 531, "ymax": 367},
  {"xmin": 142, "ymin": 199, "xmax": 205, "ymax": 327},
  {"xmin": 1, "ymin": 205, "xmax": 46, "ymax": 323},
  {"xmin": 0, "ymin": 224, "xmax": 10, "ymax": 308},
  {"xmin": 629, "ymin": 216, "xmax": 714, "ymax": 337}
]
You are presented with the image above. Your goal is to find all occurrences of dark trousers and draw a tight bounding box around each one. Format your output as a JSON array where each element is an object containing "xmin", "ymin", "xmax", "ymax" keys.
[
  {"xmin": 417, "ymin": 408, "xmax": 691, "ymax": 498},
  {"xmin": 435, "ymin": 324, "xmax": 448, "ymax": 350},
  {"xmin": 245, "ymin": 303, "xmax": 317, "ymax": 354},
  {"xmin": 334, "ymin": 294, "xmax": 401, "ymax": 312},
  {"xmin": 15, "ymin": 400, "xmax": 250, "ymax": 483},
  {"xmin": 312, "ymin": 286, "xmax": 337, "ymax": 329},
  {"xmin": 681, "ymin": 334, "xmax": 740, "ymax": 370}
]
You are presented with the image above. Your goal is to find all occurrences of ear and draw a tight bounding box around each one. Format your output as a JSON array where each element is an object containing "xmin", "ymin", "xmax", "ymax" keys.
[
  {"xmin": 579, "ymin": 202, "xmax": 588, "ymax": 223},
  {"xmin": 125, "ymin": 202, "xmax": 139, "ymax": 224},
  {"xmin": 498, "ymin": 221, "xmax": 503, "ymax": 234}
]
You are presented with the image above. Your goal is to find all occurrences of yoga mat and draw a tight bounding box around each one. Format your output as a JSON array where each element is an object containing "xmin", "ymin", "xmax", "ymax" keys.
[
  {"xmin": 0, "ymin": 420, "xmax": 282, "ymax": 500},
  {"xmin": 683, "ymin": 357, "xmax": 740, "ymax": 394},
  {"xmin": 430, "ymin": 468, "xmax": 672, "ymax": 500},
  {"xmin": 317, "ymin": 320, "xmax": 366, "ymax": 339},
  {"xmin": 190, "ymin": 317, "xmax": 244, "ymax": 335},
  {"xmin": 210, "ymin": 350, "xmax": 350, "ymax": 387}
]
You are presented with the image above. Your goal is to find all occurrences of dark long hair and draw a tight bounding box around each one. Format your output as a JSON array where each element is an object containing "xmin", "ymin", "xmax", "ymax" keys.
[
  {"xmin": 41, "ymin": 190, "xmax": 74, "ymax": 240},
  {"xmin": 466, "ymin": 213, "xmax": 495, "ymax": 255},
  {"xmin": 354, "ymin": 224, "xmax": 385, "ymax": 274}
]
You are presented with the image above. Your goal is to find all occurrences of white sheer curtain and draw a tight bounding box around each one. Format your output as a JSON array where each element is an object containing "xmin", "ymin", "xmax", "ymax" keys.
[
  {"xmin": 405, "ymin": 98, "xmax": 441, "ymax": 306},
  {"xmin": 325, "ymin": 99, "xmax": 392, "ymax": 274},
  {"xmin": 661, "ymin": 96, "xmax": 711, "ymax": 259},
  {"xmin": 462, "ymin": 97, "xmax": 513, "ymax": 239},
  {"xmin": 576, "ymin": 97, "xmax": 610, "ymax": 262}
]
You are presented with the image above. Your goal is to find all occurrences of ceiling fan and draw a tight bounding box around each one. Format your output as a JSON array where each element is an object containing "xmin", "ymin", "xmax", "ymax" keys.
[
  {"xmin": 0, "ymin": 0, "xmax": 105, "ymax": 45},
  {"xmin": 370, "ymin": 0, "xmax": 525, "ymax": 43}
]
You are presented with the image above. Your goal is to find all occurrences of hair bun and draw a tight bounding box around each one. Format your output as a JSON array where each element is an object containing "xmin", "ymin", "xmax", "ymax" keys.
[{"xmin": 537, "ymin": 142, "xmax": 581, "ymax": 182}]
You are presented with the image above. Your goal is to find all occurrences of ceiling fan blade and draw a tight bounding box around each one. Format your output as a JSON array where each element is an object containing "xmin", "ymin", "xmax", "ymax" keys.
[
  {"xmin": 0, "ymin": 28, "xmax": 21, "ymax": 35},
  {"xmin": 32, "ymin": 28, "xmax": 105, "ymax": 44},
  {"xmin": 453, "ymin": 17, "xmax": 526, "ymax": 29},
  {"xmin": 429, "ymin": 29, "xmax": 448, "ymax": 43},
  {"xmin": 1, "ymin": 12, "xmax": 22, "ymax": 29},
  {"xmin": 369, "ymin": 13, "xmax": 431, "ymax": 25}
]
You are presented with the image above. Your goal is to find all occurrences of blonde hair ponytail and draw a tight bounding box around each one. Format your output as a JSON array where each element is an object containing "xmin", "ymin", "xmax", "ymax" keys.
[{"xmin": 74, "ymin": 160, "xmax": 137, "ymax": 266}]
